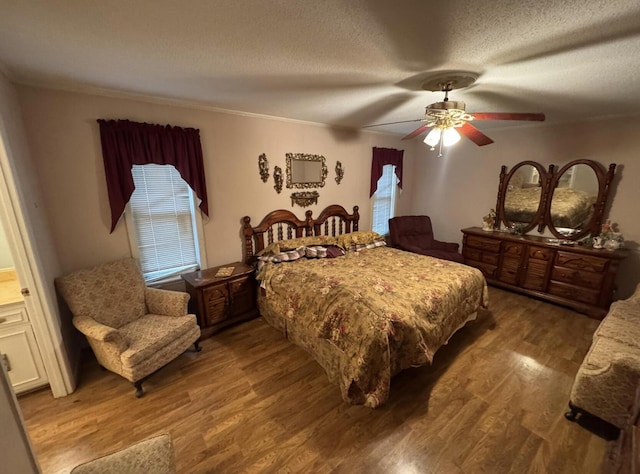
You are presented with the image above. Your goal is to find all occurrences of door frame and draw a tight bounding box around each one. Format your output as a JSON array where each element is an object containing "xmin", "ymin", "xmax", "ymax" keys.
[{"xmin": 0, "ymin": 116, "xmax": 72, "ymax": 397}]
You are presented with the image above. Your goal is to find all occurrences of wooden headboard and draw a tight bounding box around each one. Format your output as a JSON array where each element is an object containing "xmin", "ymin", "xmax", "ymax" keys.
[{"xmin": 242, "ymin": 204, "xmax": 360, "ymax": 264}]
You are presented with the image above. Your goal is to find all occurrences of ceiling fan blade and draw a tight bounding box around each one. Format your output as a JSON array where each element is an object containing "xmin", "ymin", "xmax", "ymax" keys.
[
  {"xmin": 458, "ymin": 122, "xmax": 494, "ymax": 146},
  {"xmin": 471, "ymin": 112, "xmax": 545, "ymax": 121},
  {"xmin": 402, "ymin": 124, "xmax": 432, "ymax": 140},
  {"xmin": 362, "ymin": 118, "xmax": 423, "ymax": 128}
]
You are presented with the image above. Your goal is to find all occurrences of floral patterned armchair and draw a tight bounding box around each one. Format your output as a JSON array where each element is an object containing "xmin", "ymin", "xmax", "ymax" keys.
[
  {"xmin": 55, "ymin": 258, "xmax": 201, "ymax": 397},
  {"xmin": 388, "ymin": 215, "xmax": 464, "ymax": 263}
]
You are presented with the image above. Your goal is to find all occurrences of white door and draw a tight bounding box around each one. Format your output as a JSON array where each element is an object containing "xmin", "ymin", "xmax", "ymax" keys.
[{"xmin": 0, "ymin": 115, "xmax": 74, "ymax": 397}]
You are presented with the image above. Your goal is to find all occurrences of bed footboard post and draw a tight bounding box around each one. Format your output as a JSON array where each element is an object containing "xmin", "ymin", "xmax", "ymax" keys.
[{"xmin": 353, "ymin": 206, "xmax": 359, "ymax": 232}]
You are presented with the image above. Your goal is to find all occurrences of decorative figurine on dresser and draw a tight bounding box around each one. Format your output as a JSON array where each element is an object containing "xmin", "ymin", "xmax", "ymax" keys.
[
  {"xmin": 462, "ymin": 159, "xmax": 627, "ymax": 319},
  {"xmin": 181, "ymin": 262, "xmax": 258, "ymax": 339}
]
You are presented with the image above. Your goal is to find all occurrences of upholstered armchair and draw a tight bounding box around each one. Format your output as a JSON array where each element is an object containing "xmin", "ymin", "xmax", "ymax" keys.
[
  {"xmin": 388, "ymin": 215, "xmax": 464, "ymax": 263},
  {"xmin": 55, "ymin": 258, "xmax": 201, "ymax": 397}
]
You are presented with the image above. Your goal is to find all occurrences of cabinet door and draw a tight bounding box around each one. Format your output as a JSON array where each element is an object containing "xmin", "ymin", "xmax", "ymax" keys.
[
  {"xmin": 498, "ymin": 242, "xmax": 525, "ymax": 285},
  {"xmin": 229, "ymin": 277, "xmax": 256, "ymax": 317},
  {"xmin": 202, "ymin": 284, "xmax": 229, "ymax": 325},
  {"xmin": 521, "ymin": 246, "xmax": 554, "ymax": 291},
  {"xmin": 0, "ymin": 325, "xmax": 47, "ymax": 393}
]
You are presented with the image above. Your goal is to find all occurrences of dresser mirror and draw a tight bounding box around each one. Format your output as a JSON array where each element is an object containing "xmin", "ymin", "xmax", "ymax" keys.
[
  {"xmin": 495, "ymin": 159, "xmax": 616, "ymax": 240},
  {"xmin": 500, "ymin": 161, "xmax": 549, "ymax": 234},
  {"xmin": 286, "ymin": 153, "xmax": 328, "ymax": 189}
]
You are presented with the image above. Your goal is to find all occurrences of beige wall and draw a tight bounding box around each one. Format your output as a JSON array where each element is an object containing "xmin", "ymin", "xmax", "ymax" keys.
[
  {"xmin": 16, "ymin": 86, "xmax": 415, "ymax": 274},
  {"xmin": 410, "ymin": 117, "xmax": 640, "ymax": 299},
  {"xmin": 15, "ymin": 83, "xmax": 639, "ymax": 304}
]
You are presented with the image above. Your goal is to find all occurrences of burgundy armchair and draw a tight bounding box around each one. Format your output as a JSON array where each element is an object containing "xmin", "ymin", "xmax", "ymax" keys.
[{"xmin": 388, "ymin": 215, "xmax": 464, "ymax": 263}]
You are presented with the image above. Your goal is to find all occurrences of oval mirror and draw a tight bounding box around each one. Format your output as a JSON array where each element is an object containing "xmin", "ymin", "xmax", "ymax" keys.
[
  {"xmin": 499, "ymin": 161, "xmax": 547, "ymax": 232},
  {"xmin": 548, "ymin": 162, "xmax": 599, "ymax": 237}
]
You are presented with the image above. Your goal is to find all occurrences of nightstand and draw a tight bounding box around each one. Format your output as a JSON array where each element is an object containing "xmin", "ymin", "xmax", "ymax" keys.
[{"xmin": 181, "ymin": 262, "xmax": 258, "ymax": 339}]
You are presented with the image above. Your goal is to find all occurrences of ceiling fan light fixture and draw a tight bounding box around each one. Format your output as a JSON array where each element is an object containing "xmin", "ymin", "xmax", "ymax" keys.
[
  {"xmin": 442, "ymin": 127, "xmax": 461, "ymax": 147},
  {"xmin": 424, "ymin": 128, "xmax": 441, "ymax": 148}
]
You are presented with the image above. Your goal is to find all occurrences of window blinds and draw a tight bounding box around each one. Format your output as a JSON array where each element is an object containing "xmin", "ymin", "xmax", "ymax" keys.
[
  {"xmin": 372, "ymin": 164, "xmax": 398, "ymax": 236},
  {"xmin": 130, "ymin": 164, "xmax": 199, "ymax": 282}
]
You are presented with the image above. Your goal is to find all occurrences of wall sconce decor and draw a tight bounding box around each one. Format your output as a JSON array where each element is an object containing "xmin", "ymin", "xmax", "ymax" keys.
[
  {"xmin": 273, "ymin": 166, "xmax": 283, "ymax": 194},
  {"xmin": 258, "ymin": 153, "xmax": 269, "ymax": 182},
  {"xmin": 291, "ymin": 191, "xmax": 319, "ymax": 207},
  {"xmin": 335, "ymin": 161, "xmax": 344, "ymax": 185}
]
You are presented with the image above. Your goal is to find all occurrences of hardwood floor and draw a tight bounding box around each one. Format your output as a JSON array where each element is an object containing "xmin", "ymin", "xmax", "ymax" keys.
[{"xmin": 19, "ymin": 287, "xmax": 614, "ymax": 473}]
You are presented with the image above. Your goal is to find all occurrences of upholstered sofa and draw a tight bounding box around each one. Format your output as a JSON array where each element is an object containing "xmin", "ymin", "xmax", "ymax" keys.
[
  {"xmin": 566, "ymin": 284, "xmax": 640, "ymax": 429},
  {"xmin": 388, "ymin": 215, "xmax": 464, "ymax": 263}
]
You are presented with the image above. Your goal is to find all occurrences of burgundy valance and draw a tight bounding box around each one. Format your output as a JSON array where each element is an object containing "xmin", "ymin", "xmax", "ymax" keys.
[
  {"xmin": 370, "ymin": 147, "xmax": 403, "ymax": 197},
  {"xmin": 97, "ymin": 119, "xmax": 209, "ymax": 232}
]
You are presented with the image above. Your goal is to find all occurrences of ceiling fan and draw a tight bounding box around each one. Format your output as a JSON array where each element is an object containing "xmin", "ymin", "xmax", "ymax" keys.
[{"xmin": 365, "ymin": 72, "xmax": 545, "ymax": 156}]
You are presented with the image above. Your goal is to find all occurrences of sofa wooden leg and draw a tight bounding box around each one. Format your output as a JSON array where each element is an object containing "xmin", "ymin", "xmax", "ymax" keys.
[
  {"xmin": 564, "ymin": 401, "xmax": 579, "ymax": 421},
  {"xmin": 134, "ymin": 381, "xmax": 144, "ymax": 398},
  {"xmin": 194, "ymin": 341, "xmax": 202, "ymax": 352}
]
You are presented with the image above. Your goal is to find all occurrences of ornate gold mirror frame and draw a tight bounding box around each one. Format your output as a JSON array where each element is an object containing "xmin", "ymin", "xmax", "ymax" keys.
[{"xmin": 286, "ymin": 153, "xmax": 328, "ymax": 189}]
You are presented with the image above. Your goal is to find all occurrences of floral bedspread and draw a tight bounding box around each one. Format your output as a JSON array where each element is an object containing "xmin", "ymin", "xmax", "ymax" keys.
[{"xmin": 256, "ymin": 246, "xmax": 488, "ymax": 407}]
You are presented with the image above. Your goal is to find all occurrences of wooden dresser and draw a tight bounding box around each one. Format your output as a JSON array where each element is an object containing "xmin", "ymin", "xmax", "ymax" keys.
[
  {"xmin": 182, "ymin": 262, "xmax": 259, "ymax": 339},
  {"xmin": 461, "ymin": 227, "xmax": 627, "ymax": 318}
]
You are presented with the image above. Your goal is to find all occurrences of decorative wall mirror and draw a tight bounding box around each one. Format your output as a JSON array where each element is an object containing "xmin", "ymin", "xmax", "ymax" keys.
[
  {"xmin": 286, "ymin": 153, "xmax": 328, "ymax": 189},
  {"xmin": 495, "ymin": 159, "xmax": 616, "ymax": 240}
]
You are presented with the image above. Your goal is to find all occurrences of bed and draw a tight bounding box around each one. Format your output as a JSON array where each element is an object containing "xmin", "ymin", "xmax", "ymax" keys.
[{"xmin": 242, "ymin": 205, "xmax": 488, "ymax": 407}]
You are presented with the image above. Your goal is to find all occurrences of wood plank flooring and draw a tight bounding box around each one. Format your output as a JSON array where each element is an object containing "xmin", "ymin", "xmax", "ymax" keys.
[{"xmin": 18, "ymin": 287, "xmax": 615, "ymax": 473}]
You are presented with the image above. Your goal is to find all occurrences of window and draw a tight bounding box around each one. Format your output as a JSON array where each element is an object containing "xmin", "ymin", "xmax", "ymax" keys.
[
  {"xmin": 371, "ymin": 164, "xmax": 398, "ymax": 236},
  {"xmin": 126, "ymin": 164, "xmax": 206, "ymax": 283}
]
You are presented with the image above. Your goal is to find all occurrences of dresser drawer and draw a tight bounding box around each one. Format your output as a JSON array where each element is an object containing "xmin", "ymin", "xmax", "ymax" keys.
[
  {"xmin": 528, "ymin": 246, "xmax": 554, "ymax": 261},
  {"xmin": 463, "ymin": 248, "xmax": 499, "ymax": 265},
  {"xmin": 501, "ymin": 255, "xmax": 522, "ymax": 270},
  {"xmin": 502, "ymin": 242, "xmax": 524, "ymax": 256},
  {"xmin": 528, "ymin": 260, "xmax": 549, "ymax": 275},
  {"xmin": 466, "ymin": 235, "xmax": 501, "ymax": 253},
  {"xmin": 548, "ymin": 281, "xmax": 600, "ymax": 305},
  {"xmin": 498, "ymin": 261, "xmax": 520, "ymax": 285},
  {"xmin": 522, "ymin": 274, "xmax": 546, "ymax": 291},
  {"xmin": 555, "ymin": 252, "xmax": 607, "ymax": 273},
  {"xmin": 551, "ymin": 266, "xmax": 604, "ymax": 290},
  {"xmin": 467, "ymin": 260, "xmax": 498, "ymax": 279}
]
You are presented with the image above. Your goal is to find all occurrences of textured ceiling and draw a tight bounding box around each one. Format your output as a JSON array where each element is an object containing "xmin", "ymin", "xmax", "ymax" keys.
[{"xmin": 1, "ymin": 0, "xmax": 640, "ymax": 137}]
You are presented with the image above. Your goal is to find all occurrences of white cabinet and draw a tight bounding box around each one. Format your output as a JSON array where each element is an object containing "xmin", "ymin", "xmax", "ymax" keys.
[{"xmin": 0, "ymin": 302, "xmax": 47, "ymax": 393}]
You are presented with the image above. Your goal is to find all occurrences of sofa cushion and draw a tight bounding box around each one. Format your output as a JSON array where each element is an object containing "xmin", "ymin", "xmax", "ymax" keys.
[
  {"xmin": 119, "ymin": 314, "xmax": 199, "ymax": 368},
  {"xmin": 595, "ymin": 316, "xmax": 640, "ymax": 350}
]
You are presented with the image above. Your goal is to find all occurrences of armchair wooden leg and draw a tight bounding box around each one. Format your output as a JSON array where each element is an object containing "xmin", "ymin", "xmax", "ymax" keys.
[
  {"xmin": 564, "ymin": 401, "xmax": 579, "ymax": 421},
  {"xmin": 194, "ymin": 341, "xmax": 202, "ymax": 352},
  {"xmin": 134, "ymin": 381, "xmax": 144, "ymax": 398}
]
